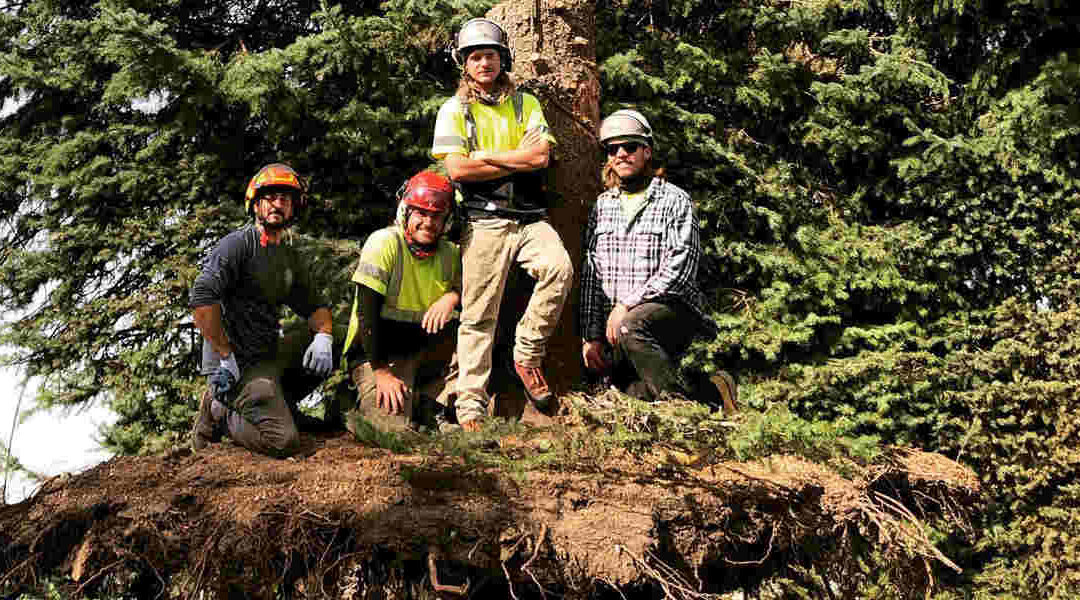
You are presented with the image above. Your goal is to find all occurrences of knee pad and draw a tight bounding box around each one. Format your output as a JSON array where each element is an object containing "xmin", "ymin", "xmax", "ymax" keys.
[{"xmin": 246, "ymin": 377, "xmax": 277, "ymax": 405}]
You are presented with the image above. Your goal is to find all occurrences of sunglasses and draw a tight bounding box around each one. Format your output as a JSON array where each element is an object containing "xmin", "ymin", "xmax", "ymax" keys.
[
  {"xmin": 605, "ymin": 141, "xmax": 643, "ymax": 156},
  {"xmin": 260, "ymin": 191, "xmax": 294, "ymax": 203}
]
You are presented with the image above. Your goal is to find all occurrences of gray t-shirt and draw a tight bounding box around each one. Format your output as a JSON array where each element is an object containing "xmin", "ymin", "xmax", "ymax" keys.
[{"xmin": 189, "ymin": 225, "xmax": 325, "ymax": 373}]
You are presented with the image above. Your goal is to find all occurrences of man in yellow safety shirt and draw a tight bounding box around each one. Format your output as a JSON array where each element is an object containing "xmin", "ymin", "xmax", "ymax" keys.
[
  {"xmin": 340, "ymin": 171, "xmax": 462, "ymax": 433},
  {"xmin": 431, "ymin": 17, "xmax": 573, "ymax": 430}
]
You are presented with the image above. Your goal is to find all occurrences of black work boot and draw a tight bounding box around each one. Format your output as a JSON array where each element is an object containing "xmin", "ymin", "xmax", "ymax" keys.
[{"xmin": 191, "ymin": 386, "xmax": 223, "ymax": 451}]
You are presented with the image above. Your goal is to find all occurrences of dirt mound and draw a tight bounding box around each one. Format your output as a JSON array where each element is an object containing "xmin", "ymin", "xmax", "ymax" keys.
[{"xmin": 0, "ymin": 430, "xmax": 980, "ymax": 599}]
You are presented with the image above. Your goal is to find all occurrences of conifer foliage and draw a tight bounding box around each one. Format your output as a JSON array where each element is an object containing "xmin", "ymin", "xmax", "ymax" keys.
[
  {"xmin": 0, "ymin": 0, "xmax": 478, "ymax": 453},
  {"xmin": 1, "ymin": 0, "xmax": 1079, "ymax": 595},
  {"xmin": 593, "ymin": 0, "xmax": 1079, "ymax": 595}
]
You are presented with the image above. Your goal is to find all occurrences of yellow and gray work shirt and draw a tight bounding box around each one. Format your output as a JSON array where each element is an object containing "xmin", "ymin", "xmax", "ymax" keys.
[
  {"xmin": 432, "ymin": 92, "xmax": 558, "ymax": 215},
  {"xmin": 432, "ymin": 92, "xmax": 556, "ymax": 162},
  {"xmin": 344, "ymin": 225, "xmax": 461, "ymax": 355}
]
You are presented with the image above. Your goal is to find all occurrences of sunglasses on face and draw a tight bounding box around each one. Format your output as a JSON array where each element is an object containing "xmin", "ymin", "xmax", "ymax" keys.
[
  {"xmin": 261, "ymin": 191, "xmax": 294, "ymax": 204},
  {"xmin": 605, "ymin": 141, "xmax": 642, "ymax": 156}
]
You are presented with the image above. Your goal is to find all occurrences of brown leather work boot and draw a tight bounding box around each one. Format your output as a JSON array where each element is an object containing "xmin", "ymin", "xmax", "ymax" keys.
[
  {"xmin": 191, "ymin": 386, "xmax": 223, "ymax": 451},
  {"xmin": 460, "ymin": 419, "xmax": 484, "ymax": 433},
  {"xmin": 514, "ymin": 362, "xmax": 553, "ymax": 410},
  {"xmin": 711, "ymin": 371, "xmax": 739, "ymax": 416}
]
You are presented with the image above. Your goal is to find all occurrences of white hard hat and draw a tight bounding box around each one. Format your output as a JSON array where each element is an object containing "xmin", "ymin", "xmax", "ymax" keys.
[
  {"xmin": 599, "ymin": 109, "xmax": 654, "ymax": 147},
  {"xmin": 453, "ymin": 18, "xmax": 513, "ymax": 73}
]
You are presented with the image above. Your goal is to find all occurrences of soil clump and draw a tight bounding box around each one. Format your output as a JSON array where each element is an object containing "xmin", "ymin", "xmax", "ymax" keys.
[{"xmin": 1, "ymin": 416, "xmax": 980, "ymax": 599}]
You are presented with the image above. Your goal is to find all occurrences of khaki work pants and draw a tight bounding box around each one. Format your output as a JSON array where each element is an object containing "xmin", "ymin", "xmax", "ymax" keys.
[
  {"xmin": 455, "ymin": 217, "xmax": 573, "ymax": 423},
  {"xmin": 344, "ymin": 325, "xmax": 458, "ymax": 433}
]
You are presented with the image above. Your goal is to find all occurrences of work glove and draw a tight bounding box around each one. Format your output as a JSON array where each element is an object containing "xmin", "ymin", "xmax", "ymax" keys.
[
  {"xmin": 303, "ymin": 332, "xmax": 334, "ymax": 377},
  {"xmin": 210, "ymin": 353, "xmax": 241, "ymax": 401}
]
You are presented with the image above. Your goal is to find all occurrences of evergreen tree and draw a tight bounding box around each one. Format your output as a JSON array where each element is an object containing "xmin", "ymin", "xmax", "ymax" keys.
[
  {"xmin": 595, "ymin": 0, "xmax": 1080, "ymax": 594},
  {"xmin": 0, "ymin": 0, "xmax": 492, "ymax": 453}
]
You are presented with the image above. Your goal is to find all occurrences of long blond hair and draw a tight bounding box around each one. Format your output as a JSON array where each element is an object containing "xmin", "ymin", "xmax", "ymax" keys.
[{"xmin": 455, "ymin": 69, "xmax": 517, "ymax": 106}]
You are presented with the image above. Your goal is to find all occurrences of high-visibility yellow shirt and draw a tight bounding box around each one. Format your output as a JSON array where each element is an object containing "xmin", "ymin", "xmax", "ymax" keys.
[
  {"xmin": 431, "ymin": 92, "xmax": 556, "ymax": 160},
  {"xmin": 342, "ymin": 226, "xmax": 461, "ymax": 360},
  {"xmin": 352, "ymin": 225, "xmax": 461, "ymax": 323}
]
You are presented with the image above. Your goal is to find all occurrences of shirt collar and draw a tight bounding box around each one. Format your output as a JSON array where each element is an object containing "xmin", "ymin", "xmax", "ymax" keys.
[{"xmin": 603, "ymin": 176, "xmax": 662, "ymax": 203}]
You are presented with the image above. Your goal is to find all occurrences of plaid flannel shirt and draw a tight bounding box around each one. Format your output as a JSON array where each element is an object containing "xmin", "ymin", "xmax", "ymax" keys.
[{"xmin": 579, "ymin": 177, "xmax": 708, "ymax": 341}]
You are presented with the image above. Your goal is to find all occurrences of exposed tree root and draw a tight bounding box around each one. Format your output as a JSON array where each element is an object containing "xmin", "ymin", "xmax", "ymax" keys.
[
  {"xmin": 429, "ymin": 548, "xmax": 469, "ymax": 596},
  {"xmin": 0, "ymin": 434, "xmax": 981, "ymax": 599}
]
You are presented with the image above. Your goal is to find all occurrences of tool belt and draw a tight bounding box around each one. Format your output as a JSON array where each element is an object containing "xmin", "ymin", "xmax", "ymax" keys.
[{"xmin": 459, "ymin": 171, "xmax": 548, "ymax": 224}]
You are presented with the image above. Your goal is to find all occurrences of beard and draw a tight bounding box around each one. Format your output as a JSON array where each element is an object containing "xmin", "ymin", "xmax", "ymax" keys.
[
  {"xmin": 259, "ymin": 211, "xmax": 290, "ymax": 230},
  {"xmin": 402, "ymin": 209, "xmax": 441, "ymax": 258},
  {"xmin": 617, "ymin": 171, "xmax": 649, "ymax": 193}
]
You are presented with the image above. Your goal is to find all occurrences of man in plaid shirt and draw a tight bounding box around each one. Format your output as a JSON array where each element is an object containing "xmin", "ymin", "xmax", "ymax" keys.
[{"xmin": 580, "ymin": 110, "xmax": 737, "ymax": 413}]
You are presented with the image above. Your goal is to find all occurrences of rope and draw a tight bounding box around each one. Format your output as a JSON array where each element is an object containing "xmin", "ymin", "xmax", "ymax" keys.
[{"xmin": 2, "ymin": 372, "xmax": 29, "ymax": 504}]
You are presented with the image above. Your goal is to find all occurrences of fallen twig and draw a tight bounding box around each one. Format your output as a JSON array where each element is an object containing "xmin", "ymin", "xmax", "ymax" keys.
[
  {"xmin": 723, "ymin": 524, "xmax": 775, "ymax": 566},
  {"xmin": 429, "ymin": 549, "xmax": 470, "ymax": 596}
]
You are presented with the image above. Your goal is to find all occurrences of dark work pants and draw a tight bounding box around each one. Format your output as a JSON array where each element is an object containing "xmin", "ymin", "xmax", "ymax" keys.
[
  {"xmin": 218, "ymin": 325, "xmax": 329, "ymax": 458},
  {"xmin": 345, "ymin": 322, "xmax": 458, "ymax": 433},
  {"xmin": 611, "ymin": 301, "xmax": 720, "ymax": 406}
]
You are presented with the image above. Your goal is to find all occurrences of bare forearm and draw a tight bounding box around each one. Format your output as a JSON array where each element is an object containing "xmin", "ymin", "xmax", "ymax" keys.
[
  {"xmin": 192, "ymin": 304, "xmax": 232, "ymax": 357},
  {"xmin": 480, "ymin": 143, "xmax": 550, "ymax": 172},
  {"xmin": 308, "ymin": 307, "xmax": 333, "ymax": 335},
  {"xmin": 445, "ymin": 140, "xmax": 550, "ymax": 182},
  {"xmin": 445, "ymin": 154, "xmax": 513, "ymax": 182}
]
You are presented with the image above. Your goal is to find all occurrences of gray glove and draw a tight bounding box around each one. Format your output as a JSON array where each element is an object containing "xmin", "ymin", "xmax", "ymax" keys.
[
  {"xmin": 303, "ymin": 332, "xmax": 334, "ymax": 377},
  {"xmin": 210, "ymin": 353, "xmax": 241, "ymax": 401}
]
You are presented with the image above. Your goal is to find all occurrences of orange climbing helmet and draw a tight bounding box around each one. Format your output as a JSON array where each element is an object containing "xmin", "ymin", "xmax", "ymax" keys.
[{"xmin": 244, "ymin": 163, "xmax": 307, "ymax": 215}]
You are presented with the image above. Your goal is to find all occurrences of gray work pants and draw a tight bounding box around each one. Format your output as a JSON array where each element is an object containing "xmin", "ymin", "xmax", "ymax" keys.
[{"xmin": 216, "ymin": 326, "xmax": 326, "ymax": 458}]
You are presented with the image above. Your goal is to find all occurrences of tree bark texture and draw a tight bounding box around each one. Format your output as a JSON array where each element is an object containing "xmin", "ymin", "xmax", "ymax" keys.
[{"xmin": 486, "ymin": 0, "xmax": 601, "ymax": 416}]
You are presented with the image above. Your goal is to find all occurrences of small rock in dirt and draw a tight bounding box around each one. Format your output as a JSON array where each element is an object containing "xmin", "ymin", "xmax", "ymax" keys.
[{"xmin": 527, "ymin": 438, "xmax": 553, "ymax": 452}]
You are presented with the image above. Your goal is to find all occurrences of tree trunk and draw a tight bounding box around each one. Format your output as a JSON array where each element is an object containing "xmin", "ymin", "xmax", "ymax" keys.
[{"xmin": 486, "ymin": 0, "xmax": 601, "ymax": 416}]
